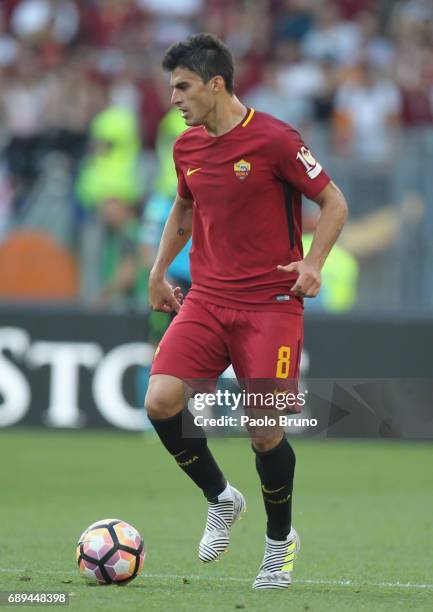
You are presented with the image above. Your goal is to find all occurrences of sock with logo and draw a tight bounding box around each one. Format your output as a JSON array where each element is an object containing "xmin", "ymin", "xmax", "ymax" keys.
[
  {"xmin": 254, "ymin": 437, "xmax": 296, "ymax": 541},
  {"xmin": 149, "ymin": 408, "xmax": 227, "ymax": 501}
]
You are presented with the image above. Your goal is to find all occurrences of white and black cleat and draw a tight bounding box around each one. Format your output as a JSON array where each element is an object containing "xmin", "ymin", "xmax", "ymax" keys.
[
  {"xmin": 198, "ymin": 484, "xmax": 246, "ymax": 563},
  {"xmin": 253, "ymin": 527, "xmax": 300, "ymax": 589}
]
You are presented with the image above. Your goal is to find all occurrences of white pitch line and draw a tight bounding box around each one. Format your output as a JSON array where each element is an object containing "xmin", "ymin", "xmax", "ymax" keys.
[
  {"xmin": 145, "ymin": 574, "xmax": 433, "ymax": 590},
  {"xmin": 1, "ymin": 568, "xmax": 433, "ymax": 590}
]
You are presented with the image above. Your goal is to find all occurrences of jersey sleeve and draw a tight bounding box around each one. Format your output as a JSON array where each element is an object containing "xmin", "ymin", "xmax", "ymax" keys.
[
  {"xmin": 273, "ymin": 126, "xmax": 331, "ymax": 200},
  {"xmin": 173, "ymin": 142, "xmax": 193, "ymax": 200}
]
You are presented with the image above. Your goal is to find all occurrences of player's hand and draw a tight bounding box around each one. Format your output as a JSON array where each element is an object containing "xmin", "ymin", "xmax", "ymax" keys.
[
  {"xmin": 148, "ymin": 275, "xmax": 184, "ymax": 313},
  {"xmin": 277, "ymin": 259, "xmax": 321, "ymax": 298}
]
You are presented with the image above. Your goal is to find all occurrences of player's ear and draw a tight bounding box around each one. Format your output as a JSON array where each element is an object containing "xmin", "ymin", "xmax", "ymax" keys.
[{"xmin": 211, "ymin": 76, "xmax": 225, "ymax": 93}]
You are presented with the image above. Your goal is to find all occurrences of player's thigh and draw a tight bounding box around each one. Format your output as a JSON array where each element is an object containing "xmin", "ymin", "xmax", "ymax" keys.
[
  {"xmin": 230, "ymin": 311, "xmax": 303, "ymax": 446},
  {"xmin": 150, "ymin": 297, "xmax": 231, "ymax": 387},
  {"xmin": 230, "ymin": 310, "xmax": 303, "ymax": 381}
]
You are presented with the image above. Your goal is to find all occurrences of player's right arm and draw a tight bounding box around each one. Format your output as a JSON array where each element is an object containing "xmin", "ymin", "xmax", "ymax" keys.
[{"xmin": 148, "ymin": 192, "xmax": 193, "ymax": 313}]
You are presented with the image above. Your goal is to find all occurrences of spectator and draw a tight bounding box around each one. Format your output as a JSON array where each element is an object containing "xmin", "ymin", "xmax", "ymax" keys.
[
  {"xmin": 333, "ymin": 60, "xmax": 401, "ymax": 164},
  {"xmin": 92, "ymin": 197, "xmax": 146, "ymax": 310},
  {"xmin": 0, "ymin": 6, "xmax": 18, "ymax": 68},
  {"xmin": 301, "ymin": 0, "xmax": 362, "ymax": 65},
  {"xmin": 273, "ymin": 0, "xmax": 315, "ymax": 43},
  {"xmin": 356, "ymin": 10, "xmax": 395, "ymax": 71},
  {"xmin": 302, "ymin": 232, "xmax": 359, "ymax": 312},
  {"xmin": 140, "ymin": 106, "xmax": 191, "ymax": 296},
  {"xmin": 1, "ymin": 48, "xmax": 47, "ymax": 209},
  {"xmin": 274, "ymin": 40, "xmax": 323, "ymax": 124},
  {"xmin": 75, "ymin": 105, "xmax": 143, "ymax": 210},
  {"xmin": 245, "ymin": 61, "xmax": 312, "ymax": 127}
]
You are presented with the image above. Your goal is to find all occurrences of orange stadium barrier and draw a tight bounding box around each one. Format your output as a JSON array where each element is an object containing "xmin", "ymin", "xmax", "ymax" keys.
[{"xmin": 0, "ymin": 230, "xmax": 79, "ymax": 300}]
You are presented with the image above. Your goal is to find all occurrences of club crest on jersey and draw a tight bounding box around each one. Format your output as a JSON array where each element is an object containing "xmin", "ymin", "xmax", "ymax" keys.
[{"xmin": 234, "ymin": 159, "xmax": 251, "ymax": 181}]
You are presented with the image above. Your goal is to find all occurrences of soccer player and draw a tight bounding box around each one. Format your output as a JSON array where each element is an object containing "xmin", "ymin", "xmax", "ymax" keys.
[{"xmin": 145, "ymin": 33, "xmax": 348, "ymax": 589}]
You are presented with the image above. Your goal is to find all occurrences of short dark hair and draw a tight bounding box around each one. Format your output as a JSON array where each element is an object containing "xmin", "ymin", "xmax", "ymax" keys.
[{"xmin": 162, "ymin": 33, "xmax": 234, "ymax": 95}]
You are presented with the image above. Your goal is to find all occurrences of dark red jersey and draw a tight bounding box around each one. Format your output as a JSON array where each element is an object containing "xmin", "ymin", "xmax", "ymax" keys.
[{"xmin": 173, "ymin": 108, "xmax": 330, "ymax": 312}]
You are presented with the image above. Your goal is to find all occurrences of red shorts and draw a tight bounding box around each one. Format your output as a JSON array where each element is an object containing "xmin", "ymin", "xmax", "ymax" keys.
[{"xmin": 151, "ymin": 296, "xmax": 303, "ymax": 403}]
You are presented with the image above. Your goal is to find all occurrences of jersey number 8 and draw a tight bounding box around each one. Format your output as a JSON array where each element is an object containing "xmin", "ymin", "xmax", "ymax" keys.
[{"xmin": 276, "ymin": 346, "xmax": 291, "ymax": 378}]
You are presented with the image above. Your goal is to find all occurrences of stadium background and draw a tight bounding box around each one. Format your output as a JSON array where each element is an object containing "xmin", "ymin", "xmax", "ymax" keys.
[{"xmin": 0, "ymin": 1, "xmax": 432, "ymax": 610}]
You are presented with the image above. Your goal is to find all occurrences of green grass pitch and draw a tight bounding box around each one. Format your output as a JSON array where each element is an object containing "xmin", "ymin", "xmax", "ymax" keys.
[{"xmin": 0, "ymin": 430, "xmax": 432, "ymax": 611}]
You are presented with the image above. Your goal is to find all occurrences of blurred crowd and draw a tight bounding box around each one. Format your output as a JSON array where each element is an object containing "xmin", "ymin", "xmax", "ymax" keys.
[{"xmin": 1, "ymin": 0, "xmax": 433, "ymax": 314}]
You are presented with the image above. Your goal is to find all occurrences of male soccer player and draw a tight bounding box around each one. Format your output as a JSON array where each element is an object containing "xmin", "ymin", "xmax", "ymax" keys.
[{"xmin": 145, "ymin": 33, "xmax": 348, "ymax": 589}]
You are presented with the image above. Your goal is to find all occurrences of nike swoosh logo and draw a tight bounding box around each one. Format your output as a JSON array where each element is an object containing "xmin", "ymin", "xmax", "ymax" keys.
[
  {"xmin": 187, "ymin": 167, "xmax": 201, "ymax": 176},
  {"xmin": 261, "ymin": 484, "xmax": 287, "ymax": 494}
]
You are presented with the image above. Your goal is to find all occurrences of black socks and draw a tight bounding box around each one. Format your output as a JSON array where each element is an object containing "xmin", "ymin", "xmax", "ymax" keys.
[
  {"xmin": 149, "ymin": 408, "xmax": 227, "ymax": 501},
  {"xmin": 151, "ymin": 409, "xmax": 296, "ymax": 538},
  {"xmin": 254, "ymin": 437, "xmax": 296, "ymax": 541}
]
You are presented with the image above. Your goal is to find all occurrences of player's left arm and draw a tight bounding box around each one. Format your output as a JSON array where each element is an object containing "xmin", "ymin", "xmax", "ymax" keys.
[{"xmin": 278, "ymin": 181, "xmax": 348, "ymax": 297}]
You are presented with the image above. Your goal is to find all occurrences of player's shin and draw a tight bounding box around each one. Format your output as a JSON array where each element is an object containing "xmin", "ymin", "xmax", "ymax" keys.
[
  {"xmin": 149, "ymin": 407, "xmax": 227, "ymax": 500},
  {"xmin": 253, "ymin": 437, "xmax": 296, "ymax": 540}
]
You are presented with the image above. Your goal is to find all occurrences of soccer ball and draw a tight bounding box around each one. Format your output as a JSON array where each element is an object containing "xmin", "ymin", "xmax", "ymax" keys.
[{"xmin": 76, "ymin": 518, "xmax": 145, "ymax": 585}]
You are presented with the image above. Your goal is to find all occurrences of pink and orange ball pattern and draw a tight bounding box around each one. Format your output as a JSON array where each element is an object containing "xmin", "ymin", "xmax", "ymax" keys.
[{"xmin": 76, "ymin": 518, "xmax": 145, "ymax": 585}]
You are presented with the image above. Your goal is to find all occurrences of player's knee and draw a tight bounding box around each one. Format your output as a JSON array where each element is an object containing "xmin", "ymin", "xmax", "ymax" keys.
[
  {"xmin": 144, "ymin": 376, "xmax": 185, "ymax": 420},
  {"xmin": 251, "ymin": 434, "xmax": 284, "ymax": 454}
]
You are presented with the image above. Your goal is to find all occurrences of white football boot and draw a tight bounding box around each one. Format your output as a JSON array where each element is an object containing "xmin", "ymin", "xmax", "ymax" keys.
[
  {"xmin": 252, "ymin": 527, "xmax": 300, "ymax": 589},
  {"xmin": 198, "ymin": 484, "xmax": 246, "ymax": 562}
]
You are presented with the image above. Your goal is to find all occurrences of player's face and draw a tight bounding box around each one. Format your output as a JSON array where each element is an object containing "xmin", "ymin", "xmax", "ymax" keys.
[{"xmin": 170, "ymin": 67, "xmax": 216, "ymax": 126}]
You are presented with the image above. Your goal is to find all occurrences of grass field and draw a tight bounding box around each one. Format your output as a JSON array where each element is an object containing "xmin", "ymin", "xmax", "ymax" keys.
[{"xmin": 0, "ymin": 430, "xmax": 432, "ymax": 611}]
